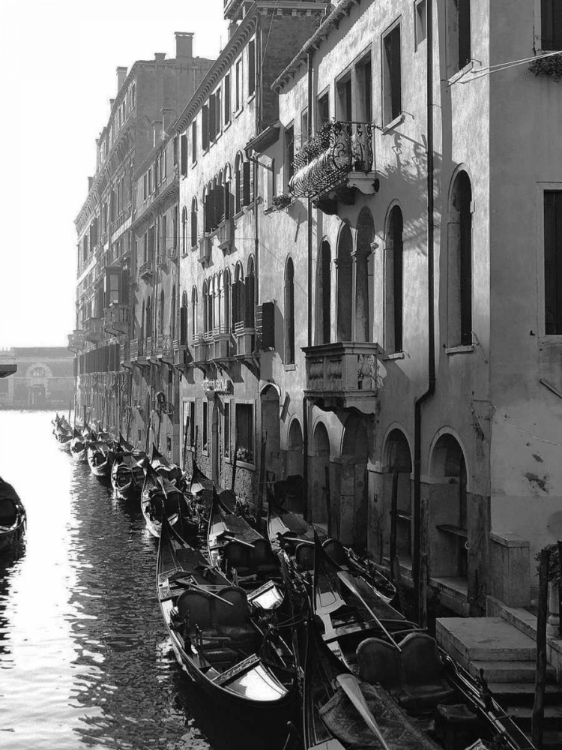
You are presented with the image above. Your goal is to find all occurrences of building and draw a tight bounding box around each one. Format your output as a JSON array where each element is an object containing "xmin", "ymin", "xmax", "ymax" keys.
[
  {"xmin": 71, "ymin": 0, "xmax": 562, "ymax": 625},
  {"xmin": 70, "ymin": 33, "xmax": 214, "ymax": 434},
  {"xmin": 0, "ymin": 348, "xmax": 73, "ymax": 409}
]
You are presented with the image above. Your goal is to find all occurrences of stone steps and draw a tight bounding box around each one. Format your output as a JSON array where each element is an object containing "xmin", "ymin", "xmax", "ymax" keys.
[
  {"xmin": 470, "ymin": 659, "xmax": 557, "ymax": 683},
  {"xmin": 487, "ymin": 681, "xmax": 561, "ymax": 706}
]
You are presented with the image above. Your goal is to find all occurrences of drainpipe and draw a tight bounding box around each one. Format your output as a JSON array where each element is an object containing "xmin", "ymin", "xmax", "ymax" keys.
[
  {"xmin": 303, "ymin": 49, "xmax": 314, "ymax": 521},
  {"xmin": 413, "ymin": 0, "xmax": 435, "ymax": 627}
]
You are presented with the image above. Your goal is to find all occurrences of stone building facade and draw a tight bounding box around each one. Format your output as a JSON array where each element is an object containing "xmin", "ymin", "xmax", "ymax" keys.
[
  {"xmin": 71, "ymin": 0, "xmax": 562, "ymax": 618},
  {"xmin": 0, "ymin": 348, "xmax": 73, "ymax": 409}
]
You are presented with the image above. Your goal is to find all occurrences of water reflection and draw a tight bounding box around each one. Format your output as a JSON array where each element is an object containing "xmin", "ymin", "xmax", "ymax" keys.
[{"xmin": 0, "ymin": 411, "xmax": 211, "ymax": 750}]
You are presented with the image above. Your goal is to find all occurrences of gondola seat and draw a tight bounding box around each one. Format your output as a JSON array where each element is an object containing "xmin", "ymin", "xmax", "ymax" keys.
[
  {"xmin": 322, "ymin": 538, "xmax": 349, "ymax": 567},
  {"xmin": 295, "ymin": 542, "xmax": 315, "ymax": 571},
  {"xmin": 214, "ymin": 586, "xmax": 257, "ymax": 652},
  {"xmin": 222, "ymin": 541, "xmax": 252, "ymax": 577},
  {"xmin": 398, "ymin": 632, "xmax": 455, "ymax": 712},
  {"xmin": 176, "ymin": 589, "xmax": 220, "ymax": 639},
  {"xmin": 251, "ymin": 539, "xmax": 280, "ymax": 576},
  {"xmin": 356, "ymin": 637, "xmax": 402, "ymax": 692}
]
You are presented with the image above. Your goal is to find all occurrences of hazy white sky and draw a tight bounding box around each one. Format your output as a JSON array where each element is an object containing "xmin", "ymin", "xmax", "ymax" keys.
[{"xmin": 0, "ymin": 0, "xmax": 227, "ymax": 349}]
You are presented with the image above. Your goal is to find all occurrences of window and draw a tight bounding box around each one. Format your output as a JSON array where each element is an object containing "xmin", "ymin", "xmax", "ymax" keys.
[
  {"xmin": 544, "ymin": 191, "xmax": 562, "ymax": 334},
  {"xmin": 447, "ymin": 171, "xmax": 473, "ymax": 346},
  {"xmin": 191, "ymin": 121, "xmax": 197, "ymax": 162},
  {"xmin": 105, "ymin": 270, "xmax": 120, "ymax": 306},
  {"xmin": 202, "ymin": 400, "xmax": 208, "ymax": 452},
  {"xmin": 191, "ymin": 287, "xmax": 198, "ymax": 339},
  {"xmin": 202, "ymin": 105, "xmax": 209, "ymax": 151},
  {"xmin": 235, "ymin": 153, "xmax": 243, "ymax": 213},
  {"xmin": 224, "ymin": 402, "xmax": 231, "ymax": 458},
  {"xmin": 180, "ymin": 134, "xmax": 187, "ymax": 176},
  {"xmin": 235, "ymin": 59, "xmax": 242, "ymax": 111},
  {"xmin": 285, "ymin": 257, "xmax": 295, "ymax": 364},
  {"xmin": 159, "ymin": 290, "xmax": 165, "ymax": 335},
  {"xmin": 300, "ymin": 109, "xmax": 308, "ymax": 146},
  {"xmin": 448, "ymin": 0, "xmax": 471, "ymax": 73},
  {"xmin": 235, "ymin": 403, "xmax": 254, "ymax": 464},
  {"xmin": 173, "ymin": 205, "xmax": 178, "ymax": 249},
  {"xmin": 173, "ymin": 136, "xmax": 178, "ymax": 166},
  {"xmin": 415, "ymin": 0, "xmax": 427, "ymax": 48},
  {"xmin": 336, "ymin": 75, "xmax": 352, "ymax": 121},
  {"xmin": 356, "ymin": 56, "xmax": 372, "ymax": 122},
  {"xmin": 285, "ymin": 125, "xmax": 295, "ymax": 188},
  {"xmin": 224, "ymin": 73, "xmax": 231, "ymax": 124},
  {"xmin": 386, "ymin": 206, "xmax": 404, "ymax": 353},
  {"xmin": 248, "ymin": 40, "xmax": 256, "ymax": 96},
  {"xmin": 181, "ymin": 207, "xmax": 188, "ymax": 254},
  {"xmin": 161, "ymin": 214, "xmax": 167, "ymax": 254},
  {"xmin": 171, "ymin": 286, "xmax": 176, "ymax": 342},
  {"xmin": 209, "ymin": 93, "xmax": 217, "ymax": 142},
  {"xmin": 383, "ymin": 24, "xmax": 402, "ymax": 125},
  {"xmin": 317, "ymin": 92, "xmax": 330, "ymax": 127},
  {"xmin": 191, "ymin": 198, "xmax": 198, "ymax": 248},
  {"xmin": 541, "ymin": 0, "xmax": 562, "ymax": 49},
  {"xmin": 184, "ymin": 400, "xmax": 195, "ymax": 450},
  {"xmin": 180, "ymin": 291, "xmax": 188, "ymax": 345}
]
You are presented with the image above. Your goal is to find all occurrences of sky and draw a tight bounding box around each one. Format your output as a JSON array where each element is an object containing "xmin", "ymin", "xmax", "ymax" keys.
[{"xmin": 0, "ymin": 0, "xmax": 228, "ymax": 349}]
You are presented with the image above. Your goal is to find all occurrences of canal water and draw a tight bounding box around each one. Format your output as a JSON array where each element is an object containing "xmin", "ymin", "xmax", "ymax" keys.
[{"xmin": 0, "ymin": 410, "xmax": 219, "ymax": 750}]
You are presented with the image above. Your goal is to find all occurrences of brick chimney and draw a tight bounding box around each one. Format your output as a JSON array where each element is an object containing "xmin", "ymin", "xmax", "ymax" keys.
[
  {"xmin": 154, "ymin": 52, "xmax": 166, "ymax": 62},
  {"xmin": 116, "ymin": 66, "xmax": 127, "ymax": 91},
  {"xmin": 162, "ymin": 108, "xmax": 175, "ymax": 134},
  {"xmin": 175, "ymin": 32, "xmax": 193, "ymax": 60}
]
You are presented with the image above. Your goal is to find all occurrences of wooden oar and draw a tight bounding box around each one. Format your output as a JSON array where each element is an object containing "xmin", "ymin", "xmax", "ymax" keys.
[
  {"xmin": 169, "ymin": 574, "xmax": 234, "ymax": 605},
  {"xmin": 336, "ymin": 674, "xmax": 391, "ymax": 750},
  {"xmin": 337, "ymin": 570, "xmax": 402, "ymax": 651},
  {"xmin": 221, "ymin": 532, "xmax": 255, "ymax": 548}
]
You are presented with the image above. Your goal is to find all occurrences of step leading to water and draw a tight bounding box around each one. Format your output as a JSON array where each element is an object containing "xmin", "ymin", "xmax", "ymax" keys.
[{"xmin": 436, "ymin": 617, "xmax": 537, "ymax": 665}]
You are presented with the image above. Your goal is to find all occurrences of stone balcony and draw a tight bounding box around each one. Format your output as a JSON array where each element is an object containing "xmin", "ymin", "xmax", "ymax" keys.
[
  {"xmin": 130, "ymin": 338, "xmax": 149, "ymax": 366},
  {"xmin": 233, "ymin": 321, "xmax": 255, "ymax": 360},
  {"xmin": 139, "ymin": 260, "xmax": 154, "ymax": 281},
  {"xmin": 84, "ymin": 317, "xmax": 103, "ymax": 343},
  {"xmin": 192, "ymin": 334, "xmax": 208, "ymax": 365},
  {"xmin": 155, "ymin": 333, "xmax": 173, "ymax": 363},
  {"xmin": 289, "ymin": 121, "xmax": 377, "ymax": 211},
  {"xmin": 302, "ymin": 341, "xmax": 381, "ymax": 414},
  {"xmin": 68, "ymin": 330, "xmax": 85, "ymax": 352},
  {"xmin": 172, "ymin": 339, "xmax": 191, "ymax": 372}
]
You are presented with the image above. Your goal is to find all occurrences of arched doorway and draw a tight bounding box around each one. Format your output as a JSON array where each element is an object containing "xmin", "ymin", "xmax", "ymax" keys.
[
  {"xmin": 260, "ymin": 385, "xmax": 282, "ymax": 485},
  {"xmin": 339, "ymin": 414, "xmax": 369, "ymax": 548},
  {"xmin": 309, "ymin": 422, "xmax": 330, "ymax": 526},
  {"xmin": 287, "ymin": 418, "xmax": 304, "ymax": 478},
  {"xmin": 429, "ymin": 433, "xmax": 468, "ymax": 579},
  {"xmin": 384, "ymin": 429, "xmax": 412, "ymax": 563}
]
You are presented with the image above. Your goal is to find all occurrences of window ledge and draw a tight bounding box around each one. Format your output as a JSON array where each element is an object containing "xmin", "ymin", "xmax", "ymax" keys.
[
  {"xmin": 191, "ymin": 160, "xmax": 198, "ymax": 169},
  {"xmin": 247, "ymin": 92, "xmax": 256, "ymax": 105},
  {"xmin": 234, "ymin": 107, "xmax": 244, "ymax": 119},
  {"xmin": 383, "ymin": 351, "xmax": 405, "ymax": 361},
  {"xmin": 445, "ymin": 344, "xmax": 474, "ymax": 355},
  {"xmin": 224, "ymin": 120, "xmax": 232, "ymax": 131},
  {"xmin": 448, "ymin": 60, "xmax": 474, "ymax": 85},
  {"xmin": 233, "ymin": 210, "xmax": 244, "ymax": 220},
  {"xmin": 284, "ymin": 363, "xmax": 296, "ymax": 371},
  {"xmin": 381, "ymin": 113, "xmax": 405, "ymax": 134},
  {"xmin": 235, "ymin": 460, "xmax": 255, "ymax": 471}
]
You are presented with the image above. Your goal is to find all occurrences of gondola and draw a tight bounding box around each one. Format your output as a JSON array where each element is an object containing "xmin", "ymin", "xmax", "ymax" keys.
[
  {"xmin": 207, "ymin": 488, "xmax": 280, "ymax": 588},
  {"xmin": 87, "ymin": 439, "xmax": 114, "ymax": 479},
  {"xmin": 52, "ymin": 414, "xmax": 73, "ymax": 448},
  {"xmin": 0, "ymin": 477, "xmax": 26, "ymax": 550},
  {"xmin": 69, "ymin": 427, "xmax": 89, "ymax": 464},
  {"xmin": 141, "ymin": 465, "xmax": 183, "ymax": 537},
  {"xmin": 269, "ymin": 499, "xmax": 396, "ymax": 603},
  {"xmin": 157, "ymin": 514, "xmax": 296, "ymax": 734},
  {"xmin": 151, "ymin": 444, "xmax": 184, "ymax": 487},
  {"xmin": 300, "ymin": 536, "xmax": 535, "ymax": 750},
  {"xmin": 111, "ymin": 451, "xmax": 145, "ymax": 500}
]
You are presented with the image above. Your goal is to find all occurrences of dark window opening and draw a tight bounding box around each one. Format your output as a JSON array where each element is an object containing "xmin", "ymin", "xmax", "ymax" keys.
[
  {"xmin": 383, "ymin": 25, "xmax": 402, "ymax": 124},
  {"xmin": 541, "ymin": 0, "xmax": 562, "ymax": 49},
  {"xmin": 235, "ymin": 403, "xmax": 254, "ymax": 464},
  {"xmin": 545, "ymin": 191, "xmax": 562, "ymax": 334}
]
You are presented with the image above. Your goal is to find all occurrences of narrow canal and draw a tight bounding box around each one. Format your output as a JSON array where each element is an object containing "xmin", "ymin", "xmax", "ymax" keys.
[{"xmin": 0, "ymin": 410, "xmax": 220, "ymax": 750}]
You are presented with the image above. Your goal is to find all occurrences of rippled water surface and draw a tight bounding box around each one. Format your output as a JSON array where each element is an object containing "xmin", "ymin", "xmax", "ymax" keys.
[{"xmin": 0, "ymin": 411, "xmax": 214, "ymax": 750}]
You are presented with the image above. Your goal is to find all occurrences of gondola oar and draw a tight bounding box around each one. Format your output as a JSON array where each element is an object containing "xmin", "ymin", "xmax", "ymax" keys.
[
  {"xmin": 168, "ymin": 573, "xmax": 233, "ymax": 605},
  {"xmin": 336, "ymin": 674, "xmax": 391, "ymax": 750},
  {"xmin": 337, "ymin": 570, "xmax": 402, "ymax": 651}
]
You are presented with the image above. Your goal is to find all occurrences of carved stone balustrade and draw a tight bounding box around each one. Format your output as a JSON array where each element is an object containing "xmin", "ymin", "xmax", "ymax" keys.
[{"xmin": 302, "ymin": 341, "xmax": 381, "ymax": 415}]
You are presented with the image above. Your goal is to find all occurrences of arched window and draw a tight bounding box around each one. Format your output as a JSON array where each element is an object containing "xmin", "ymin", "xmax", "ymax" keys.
[
  {"xmin": 181, "ymin": 207, "xmax": 188, "ymax": 254},
  {"xmin": 180, "ymin": 291, "xmax": 188, "ymax": 345},
  {"xmin": 224, "ymin": 163, "xmax": 233, "ymax": 220},
  {"xmin": 171, "ymin": 285, "xmax": 176, "ymax": 341},
  {"xmin": 146, "ymin": 296, "xmax": 152, "ymax": 339},
  {"xmin": 159, "ymin": 290, "xmax": 165, "ymax": 335},
  {"xmin": 235, "ymin": 153, "xmax": 243, "ymax": 214},
  {"xmin": 191, "ymin": 287, "xmax": 198, "ymax": 339},
  {"xmin": 285, "ymin": 257, "xmax": 295, "ymax": 364},
  {"xmin": 202, "ymin": 280, "xmax": 209, "ymax": 333},
  {"xmin": 223, "ymin": 269, "xmax": 231, "ymax": 332},
  {"xmin": 190, "ymin": 198, "xmax": 198, "ymax": 249},
  {"xmin": 141, "ymin": 300, "xmax": 145, "ymax": 340},
  {"xmin": 337, "ymin": 224, "xmax": 353, "ymax": 342},
  {"xmin": 386, "ymin": 206, "xmax": 403, "ymax": 353},
  {"xmin": 233, "ymin": 263, "xmax": 244, "ymax": 326},
  {"xmin": 356, "ymin": 208, "xmax": 375, "ymax": 342},
  {"xmin": 448, "ymin": 171, "xmax": 472, "ymax": 347},
  {"xmin": 245, "ymin": 257, "xmax": 255, "ymax": 328},
  {"xmin": 318, "ymin": 240, "xmax": 331, "ymax": 344}
]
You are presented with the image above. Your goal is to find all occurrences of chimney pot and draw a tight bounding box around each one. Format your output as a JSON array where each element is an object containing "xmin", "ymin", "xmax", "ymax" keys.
[
  {"xmin": 155, "ymin": 52, "xmax": 166, "ymax": 62},
  {"xmin": 175, "ymin": 32, "xmax": 193, "ymax": 60}
]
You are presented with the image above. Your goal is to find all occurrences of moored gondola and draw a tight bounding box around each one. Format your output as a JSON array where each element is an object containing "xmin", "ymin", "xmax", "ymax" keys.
[
  {"xmin": 0, "ymin": 477, "xmax": 26, "ymax": 550},
  {"xmin": 298, "ymin": 536, "xmax": 536, "ymax": 750},
  {"xmin": 69, "ymin": 427, "xmax": 90, "ymax": 464},
  {"xmin": 87, "ymin": 439, "xmax": 114, "ymax": 480},
  {"xmin": 157, "ymin": 514, "xmax": 297, "ymax": 736},
  {"xmin": 111, "ymin": 451, "xmax": 145, "ymax": 500},
  {"xmin": 208, "ymin": 488, "xmax": 280, "ymax": 588},
  {"xmin": 141, "ymin": 465, "xmax": 183, "ymax": 537},
  {"xmin": 151, "ymin": 444, "xmax": 184, "ymax": 486}
]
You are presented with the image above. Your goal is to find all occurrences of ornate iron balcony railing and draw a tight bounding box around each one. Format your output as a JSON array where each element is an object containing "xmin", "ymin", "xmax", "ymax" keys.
[{"xmin": 289, "ymin": 121, "xmax": 375, "ymax": 199}]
